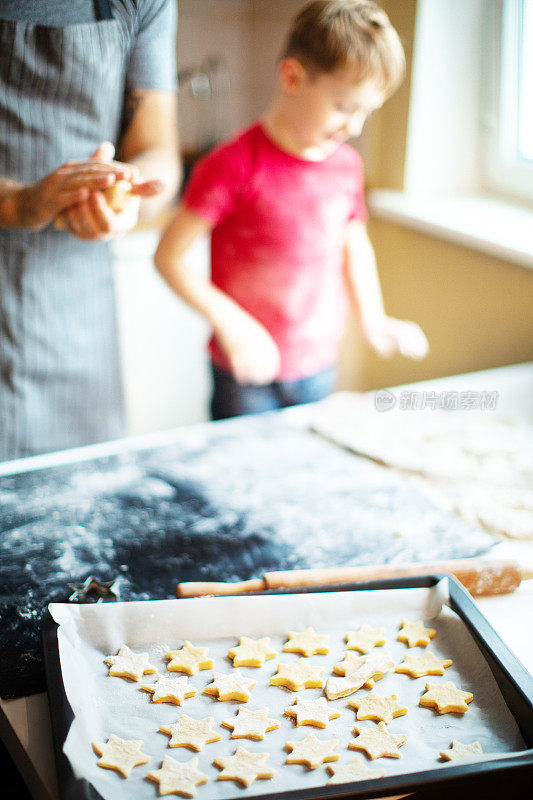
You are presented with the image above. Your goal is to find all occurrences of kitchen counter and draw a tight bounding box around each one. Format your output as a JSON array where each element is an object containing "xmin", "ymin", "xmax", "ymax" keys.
[{"xmin": 1, "ymin": 363, "xmax": 532, "ymax": 800}]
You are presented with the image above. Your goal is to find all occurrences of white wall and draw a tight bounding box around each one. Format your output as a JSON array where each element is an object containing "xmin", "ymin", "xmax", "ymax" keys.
[
  {"xmin": 113, "ymin": 233, "xmax": 212, "ymax": 434},
  {"xmin": 177, "ymin": 0, "xmax": 302, "ymax": 151}
]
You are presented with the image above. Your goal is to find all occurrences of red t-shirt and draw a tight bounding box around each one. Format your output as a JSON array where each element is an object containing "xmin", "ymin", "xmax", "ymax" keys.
[{"xmin": 183, "ymin": 122, "xmax": 367, "ymax": 380}]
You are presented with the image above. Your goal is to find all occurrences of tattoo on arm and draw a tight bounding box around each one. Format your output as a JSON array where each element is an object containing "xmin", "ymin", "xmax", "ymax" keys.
[{"xmin": 120, "ymin": 91, "xmax": 144, "ymax": 138}]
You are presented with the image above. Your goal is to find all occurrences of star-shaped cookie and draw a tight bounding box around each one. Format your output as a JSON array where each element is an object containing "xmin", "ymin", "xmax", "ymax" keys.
[
  {"xmin": 147, "ymin": 754, "xmax": 208, "ymax": 797},
  {"xmin": 159, "ymin": 715, "xmax": 221, "ymax": 751},
  {"xmin": 104, "ymin": 645, "xmax": 156, "ymax": 682},
  {"xmin": 141, "ymin": 675, "xmax": 197, "ymax": 705},
  {"xmin": 284, "ymin": 697, "xmax": 341, "ymax": 728},
  {"xmin": 204, "ymin": 670, "xmax": 256, "ymax": 701},
  {"xmin": 214, "ymin": 746, "xmax": 275, "ymax": 787},
  {"xmin": 334, "ymin": 651, "xmax": 394, "ymax": 681},
  {"xmin": 92, "ymin": 734, "xmax": 150, "ymax": 778},
  {"xmin": 395, "ymin": 651, "xmax": 452, "ymax": 678},
  {"xmin": 228, "ymin": 636, "xmax": 277, "ymax": 667},
  {"xmin": 349, "ymin": 722, "xmax": 407, "ymax": 759},
  {"xmin": 333, "ymin": 651, "xmax": 376, "ymax": 686},
  {"xmin": 326, "ymin": 652, "xmax": 395, "ymax": 700},
  {"xmin": 345, "ymin": 625, "xmax": 386, "ymax": 653},
  {"xmin": 327, "ymin": 755, "xmax": 386, "ymax": 784},
  {"xmin": 285, "ymin": 733, "xmax": 339, "ymax": 769},
  {"xmin": 283, "ymin": 627, "xmax": 329, "ymax": 656},
  {"xmin": 166, "ymin": 641, "xmax": 213, "ymax": 675},
  {"xmin": 397, "ymin": 619, "xmax": 436, "ymax": 648},
  {"xmin": 325, "ymin": 676, "xmax": 366, "ymax": 701},
  {"xmin": 222, "ymin": 706, "xmax": 280, "ymax": 740},
  {"xmin": 419, "ymin": 681, "xmax": 473, "ymax": 714},
  {"xmin": 270, "ymin": 658, "xmax": 324, "ymax": 691},
  {"xmin": 348, "ymin": 691, "xmax": 408, "ymax": 724},
  {"xmin": 440, "ymin": 740, "xmax": 483, "ymax": 761}
]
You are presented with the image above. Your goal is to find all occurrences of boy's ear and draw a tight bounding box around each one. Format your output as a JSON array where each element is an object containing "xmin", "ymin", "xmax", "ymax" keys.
[{"xmin": 278, "ymin": 57, "xmax": 308, "ymax": 93}]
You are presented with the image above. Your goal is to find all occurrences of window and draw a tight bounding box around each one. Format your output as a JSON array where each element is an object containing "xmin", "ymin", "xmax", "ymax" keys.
[
  {"xmin": 518, "ymin": 0, "xmax": 533, "ymax": 161},
  {"xmin": 369, "ymin": 0, "xmax": 533, "ymax": 270},
  {"xmin": 482, "ymin": 0, "xmax": 533, "ymax": 203}
]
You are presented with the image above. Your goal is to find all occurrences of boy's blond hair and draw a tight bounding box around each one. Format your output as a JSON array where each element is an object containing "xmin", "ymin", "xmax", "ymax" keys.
[{"xmin": 282, "ymin": 0, "xmax": 405, "ymax": 95}]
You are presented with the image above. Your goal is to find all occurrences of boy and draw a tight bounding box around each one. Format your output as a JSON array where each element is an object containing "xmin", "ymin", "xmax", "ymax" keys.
[{"xmin": 155, "ymin": 0, "xmax": 428, "ymax": 420}]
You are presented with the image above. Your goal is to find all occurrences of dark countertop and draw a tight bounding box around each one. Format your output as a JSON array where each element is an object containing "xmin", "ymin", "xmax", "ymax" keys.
[{"xmin": 0, "ymin": 411, "xmax": 494, "ymax": 700}]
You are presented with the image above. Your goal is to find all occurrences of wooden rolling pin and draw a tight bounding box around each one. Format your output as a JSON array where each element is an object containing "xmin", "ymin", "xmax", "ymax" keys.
[{"xmin": 177, "ymin": 558, "xmax": 529, "ymax": 599}]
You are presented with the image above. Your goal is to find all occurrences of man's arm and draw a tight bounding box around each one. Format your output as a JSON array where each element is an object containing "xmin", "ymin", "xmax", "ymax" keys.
[
  {"xmin": 118, "ymin": 88, "xmax": 180, "ymax": 221},
  {"xmin": 0, "ymin": 162, "xmax": 132, "ymax": 231},
  {"xmin": 343, "ymin": 219, "xmax": 429, "ymax": 359}
]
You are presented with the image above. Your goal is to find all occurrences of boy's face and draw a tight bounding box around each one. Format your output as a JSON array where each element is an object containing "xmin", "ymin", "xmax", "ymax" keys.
[{"xmin": 286, "ymin": 63, "xmax": 386, "ymax": 154}]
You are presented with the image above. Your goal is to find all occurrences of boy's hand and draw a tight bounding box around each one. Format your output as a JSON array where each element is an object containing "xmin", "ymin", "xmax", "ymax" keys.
[
  {"xmin": 363, "ymin": 316, "xmax": 429, "ymax": 360},
  {"xmin": 214, "ymin": 314, "xmax": 281, "ymax": 385}
]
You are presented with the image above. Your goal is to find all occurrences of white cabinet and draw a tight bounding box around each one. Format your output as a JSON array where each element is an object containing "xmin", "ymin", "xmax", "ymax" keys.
[{"xmin": 112, "ymin": 230, "xmax": 211, "ymax": 435}]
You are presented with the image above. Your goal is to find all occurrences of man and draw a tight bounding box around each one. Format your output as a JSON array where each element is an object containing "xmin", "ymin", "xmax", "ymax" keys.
[{"xmin": 0, "ymin": 0, "xmax": 180, "ymax": 460}]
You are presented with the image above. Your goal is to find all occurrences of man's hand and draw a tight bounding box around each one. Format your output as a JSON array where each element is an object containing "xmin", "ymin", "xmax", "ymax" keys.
[
  {"xmin": 60, "ymin": 142, "xmax": 164, "ymax": 241},
  {"xmin": 7, "ymin": 144, "xmax": 135, "ymax": 232},
  {"xmin": 214, "ymin": 312, "xmax": 281, "ymax": 385},
  {"xmin": 362, "ymin": 316, "xmax": 429, "ymax": 360}
]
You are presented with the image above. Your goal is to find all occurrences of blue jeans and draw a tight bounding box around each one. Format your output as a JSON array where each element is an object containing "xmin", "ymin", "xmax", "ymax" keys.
[{"xmin": 210, "ymin": 363, "xmax": 337, "ymax": 420}]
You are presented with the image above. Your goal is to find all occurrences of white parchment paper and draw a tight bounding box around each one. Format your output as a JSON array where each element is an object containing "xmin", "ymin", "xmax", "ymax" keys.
[{"xmin": 49, "ymin": 584, "xmax": 526, "ymax": 800}]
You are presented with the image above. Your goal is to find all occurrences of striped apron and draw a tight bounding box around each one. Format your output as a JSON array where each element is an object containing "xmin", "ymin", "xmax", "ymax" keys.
[{"xmin": 0, "ymin": 2, "xmax": 129, "ymax": 460}]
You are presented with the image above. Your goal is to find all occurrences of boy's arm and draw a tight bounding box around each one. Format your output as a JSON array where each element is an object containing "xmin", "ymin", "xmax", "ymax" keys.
[
  {"xmin": 154, "ymin": 204, "xmax": 280, "ymax": 385},
  {"xmin": 343, "ymin": 219, "xmax": 429, "ymax": 359}
]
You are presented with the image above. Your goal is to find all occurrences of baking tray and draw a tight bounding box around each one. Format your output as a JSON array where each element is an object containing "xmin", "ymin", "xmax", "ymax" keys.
[{"xmin": 41, "ymin": 575, "xmax": 533, "ymax": 800}]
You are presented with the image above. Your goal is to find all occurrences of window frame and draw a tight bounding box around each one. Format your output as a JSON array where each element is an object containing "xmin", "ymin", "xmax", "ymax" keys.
[{"xmin": 481, "ymin": 0, "xmax": 533, "ymax": 203}]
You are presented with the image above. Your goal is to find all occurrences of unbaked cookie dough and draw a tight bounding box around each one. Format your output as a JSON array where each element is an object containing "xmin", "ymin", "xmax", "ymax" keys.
[
  {"xmin": 419, "ymin": 681, "xmax": 473, "ymax": 714},
  {"xmin": 228, "ymin": 636, "xmax": 277, "ymax": 667},
  {"xmin": 270, "ymin": 658, "xmax": 324, "ymax": 691},
  {"xmin": 213, "ymin": 747, "xmax": 275, "ymax": 787},
  {"xmin": 104, "ymin": 645, "xmax": 156, "ymax": 682},
  {"xmin": 284, "ymin": 697, "xmax": 341, "ymax": 728},
  {"xmin": 283, "ymin": 627, "xmax": 329, "ymax": 656},
  {"xmin": 285, "ymin": 733, "xmax": 339, "ymax": 769},
  {"xmin": 159, "ymin": 715, "xmax": 221, "ymax": 752},
  {"xmin": 349, "ymin": 722, "xmax": 407, "ymax": 760},
  {"xmin": 204, "ymin": 670, "xmax": 256, "ymax": 702},
  {"xmin": 141, "ymin": 675, "xmax": 197, "ymax": 705},
  {"xmin": 165, "ymin": 641, "xmax": 214, "ymax": 675},
  {"xmin": 345, "ymin": 624, "xmax": 386, "ymax": 653},
  {"xmin": 397, "ymin": 620, "xmax": 436, "ymax": 648},
  {"xmin": 92, "ymin": 734, "xmax": 150, "ymax": 778},
  {"xmin": 327, "ymin": 755, "xmax": 386, "ymax": 784},
  {"xmin": 147, "ymin": 754, "xmax": 208, "ymax": 797},
  {"xmin": 222, "ymin": 706, "xmax": 279, "ymax": 740},
  {"xmin": 348, "ymin": 691, "xmax": 408, "ymax": 724}
]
